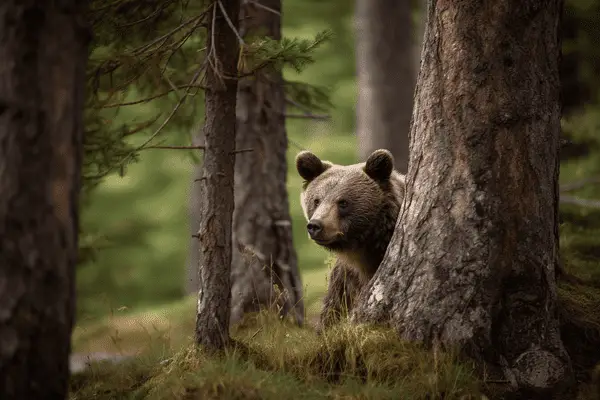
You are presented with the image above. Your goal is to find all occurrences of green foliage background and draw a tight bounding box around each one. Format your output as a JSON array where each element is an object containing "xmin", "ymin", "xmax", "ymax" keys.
[{"xmin": 77, "ymin": 0, "xmax": 600, "ymax": 328}]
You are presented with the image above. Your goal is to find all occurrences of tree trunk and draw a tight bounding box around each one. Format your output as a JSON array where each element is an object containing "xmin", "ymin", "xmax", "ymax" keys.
[
  {"xmin": 353, "ymin": 0, "xmax": 573, "ymax": 397},
  {"xmin": 186, "ymin": 130, "xmax": 204, "ymax": 295},
  {"xmin": 0, "ymin": 2, "xmax": 88, "ymax": 399},
  {"xmin": 355, "ymin": 0, "xmax": 415, "ymax": 174},
  {"xmin": 195, "ymin": 0, "xmax": 240, "ymax": 352},
  {"xmin": 229, "ymin": 0, "xmax": 305, "ymax": 327}
]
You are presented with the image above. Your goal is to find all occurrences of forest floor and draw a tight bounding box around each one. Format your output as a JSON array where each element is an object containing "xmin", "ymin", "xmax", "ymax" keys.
[{"xmin": 70, "ymin": 208, "xmax": 600, "ymax": 399}]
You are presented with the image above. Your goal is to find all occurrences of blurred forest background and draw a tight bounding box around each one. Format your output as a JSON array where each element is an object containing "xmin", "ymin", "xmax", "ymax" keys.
[{"xmin": 75, "ymin": 0, "xmax": 600, "ymax": 355}]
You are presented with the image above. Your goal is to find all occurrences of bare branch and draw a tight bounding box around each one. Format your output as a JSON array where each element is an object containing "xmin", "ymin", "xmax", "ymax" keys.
[
  {"xmin": 133, "ymin": 66, "xmax": 203, "ymax": 150},
  {"xmin": 98, "ymin": 84, "xmax": 207, "ymax": 108},
  {"xmin": 206, "ymin": 2, "xmax": 224, "ymax": 86},
  {"xmin": 230, "ymin": 148, "xmax": 253, "ymax": 154},
  {"xmin": 247, "ymin": 0, "xmax": 281, "ymax": 15},
  {"xmin": 132, "ymin": 15, "xmax": 203, "ymax": 56},
  {"xmin": 117, "ymin": 2, "xmax": 173, "ymax": 28},
  {"xmin": 121, "ymin": 115, "xmax": 164, "ymax": 137},
  {"xmin": 143, "ymin": 145, "xmax": 205, "ymax": 150},
  {"xmin": 162, "ymin": 73, "xmax": 183, "ymax": 101},
  {"xmin": 285, "ymin": 97, "xmax": 314, "ymax": 114},
  {"xmin": 285, "ymin": 113, "xmax": 329, "ymax": 120},
  {"xmin": 93, "ymin": 66, "xmax": 205, "ymax": 180}
]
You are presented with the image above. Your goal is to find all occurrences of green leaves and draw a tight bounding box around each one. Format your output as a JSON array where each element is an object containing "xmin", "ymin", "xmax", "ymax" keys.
[
  {"xmin": 240, "ymin": 29, "xmax": 333, "ymax": 74},
  {"xmin": 83, "ymin": 3, "xmax": 332, "ymax": 189}
]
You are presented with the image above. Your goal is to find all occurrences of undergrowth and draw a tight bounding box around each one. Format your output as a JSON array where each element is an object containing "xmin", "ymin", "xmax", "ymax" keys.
[
  {"xmin": 69, "ymin": 194, "xmax": 600, "ymax": 400},
  {"xmin": 70, "ymin": 313, "xmax": 482, "ymax": 400},
  {"xmin": 69, "ymin": 213, "xmax": 600, "ymax": 400}
]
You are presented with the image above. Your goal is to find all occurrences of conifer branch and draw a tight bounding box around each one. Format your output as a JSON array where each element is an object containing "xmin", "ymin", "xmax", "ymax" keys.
[{"xmin": 98, "ymin": 84, "xmax": 207, "ymax": 108}]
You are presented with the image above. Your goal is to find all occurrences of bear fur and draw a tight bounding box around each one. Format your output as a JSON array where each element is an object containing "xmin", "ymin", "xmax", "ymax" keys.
[{"xmin": 295, "ymin": 149, "xmax": 406, "ymax": 330}]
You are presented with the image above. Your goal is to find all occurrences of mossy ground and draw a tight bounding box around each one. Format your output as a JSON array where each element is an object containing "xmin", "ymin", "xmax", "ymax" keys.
[
  {"xmin": 71, "ymin": 233, "xmax": 600, "ymax": 400},
  {"xmin": 70, "ymin": 309, "xmax": 482, "ymax": 400}
]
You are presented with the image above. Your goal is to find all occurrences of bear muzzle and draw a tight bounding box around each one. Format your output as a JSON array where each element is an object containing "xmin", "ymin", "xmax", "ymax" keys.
[
  {"xmin": 306, "ymin": 219, "xmax": 342, "ymax": 246},
  {"xmin": 306, "ymin": 219, "xmax": 323, "ymax": 239}
]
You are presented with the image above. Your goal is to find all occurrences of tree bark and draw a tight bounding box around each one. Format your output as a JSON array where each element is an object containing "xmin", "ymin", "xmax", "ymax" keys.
[
  {"xmin": 355, "ymin": 0, "xmax": 415, "ymax": 174},
  {"xmin": 0, "ymin": 1, "xmax": 88, "ymax": 399},
  {"xmin": 186, "ymin": 129, "xmax": 204, "ymax": 295},
  {"xmin": 195, "ymin": 0, "xmax": 240, "ymax": 352},
  {"xmin": 229, "ymin": 0, "xmax": 305, "ymax": 327},
  {"xmin": 353, "ymin": 0, "xmax": 573, "ymax": 397}
]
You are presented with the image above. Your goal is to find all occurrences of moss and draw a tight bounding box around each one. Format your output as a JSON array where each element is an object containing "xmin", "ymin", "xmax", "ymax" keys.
[
  {"xmin": 235, "ymin": 312, "xmax": 479, "ymax": 394},
  {"xmin": 556, "ymin": 180, "xmax": 600, "ymax": 396},
  {"xmin": 70, "ymin": 311, "xmax": 481, "ymax": 400}
]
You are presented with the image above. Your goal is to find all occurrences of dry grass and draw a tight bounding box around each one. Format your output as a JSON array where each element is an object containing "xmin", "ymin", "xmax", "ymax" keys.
[
  {"xmin": 69, "ymin": 207, "xmax": 600, "ymax": 400},
  {"xmin": 70, "ymin": 310, "xmax": 481, "ymax": 400}
]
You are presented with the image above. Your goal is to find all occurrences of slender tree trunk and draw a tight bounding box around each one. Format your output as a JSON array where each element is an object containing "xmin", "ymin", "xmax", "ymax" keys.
[
  {"xmin": 0, "ymin": 2, "xmax": 88, "ymax": 398},
  {"xmin": 353, "ymin": 0, "xmax": 573, "ymax": 397},
  {"xmin": 355, "ymin": 0, "xmax": 415, "ymax": 174},
  {"xmin": 229, "ymin": 0, "xmax": 305, "ymax": 327},
  {"xmin": 186, "ymin": 130, "xmax": 204, "ymax": 295},
  {"xmin": 195, "ymin": 0, "xmax": 240, "ymax": 352}
]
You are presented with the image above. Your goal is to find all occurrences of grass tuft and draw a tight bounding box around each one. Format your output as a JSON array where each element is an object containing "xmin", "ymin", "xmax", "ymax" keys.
[{"xmin": 70, "ymin": 310, "xmax": 482, "ymax": 399}]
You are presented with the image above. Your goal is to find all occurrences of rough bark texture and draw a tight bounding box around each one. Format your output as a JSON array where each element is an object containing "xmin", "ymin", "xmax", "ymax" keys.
[
  {"xmin": 355, "ymin": 0, "xmax": 415, "ymax": 173},
  {"xmin": 195, "ymin": 0, "xmax": 240, "ymax": 351},
  {"xmin": 353, "ymin": 1, "xmax": 573, "ymax": 397},
  {"xmin": 229, "ymin": 0, "xmax": 305, "ymax": 327},
  {"xmin": 0, "ymin": 1, "xmax": 88, "ymax": 398},
  {"xmin": 185, "ymin": 130, "xmax": 204, "ymax": 295}
]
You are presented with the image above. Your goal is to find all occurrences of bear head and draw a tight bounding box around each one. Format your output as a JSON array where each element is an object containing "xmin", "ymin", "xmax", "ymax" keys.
[{"xmin": 295, "ymin": 149, "xmax": 406, "ymax": 266}]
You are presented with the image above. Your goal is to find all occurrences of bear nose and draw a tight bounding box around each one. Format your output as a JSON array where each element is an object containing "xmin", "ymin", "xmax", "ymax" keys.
[{"xmin": 306, "ymin": 220, "xmax": 323, "ymax": 238}]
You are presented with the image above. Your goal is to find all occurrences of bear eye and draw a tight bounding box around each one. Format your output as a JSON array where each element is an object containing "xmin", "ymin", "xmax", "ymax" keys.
[
  {"xmin": 338, "ymin": 200, "xmax": 348, "ymax": 209},
  {"xmin": 313, "ymin": 198, "xmax": 320, "ymax": 207}
]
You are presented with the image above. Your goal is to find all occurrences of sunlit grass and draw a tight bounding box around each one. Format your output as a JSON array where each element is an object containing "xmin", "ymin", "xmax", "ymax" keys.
[{"xmin": 70, "ymin": 311, "xmax": 482, "ymax": 400}]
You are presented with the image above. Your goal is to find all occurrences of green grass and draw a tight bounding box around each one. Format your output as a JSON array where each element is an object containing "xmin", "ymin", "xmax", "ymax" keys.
[{"xmin": 70, "ymin": 311, "xmax": 482, "ymax": 400}]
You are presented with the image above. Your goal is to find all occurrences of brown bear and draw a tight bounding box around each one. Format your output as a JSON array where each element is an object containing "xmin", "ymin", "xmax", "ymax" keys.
[{"xmin": 295, "ymin": 149, "xmax": 406, "ymax": 331}]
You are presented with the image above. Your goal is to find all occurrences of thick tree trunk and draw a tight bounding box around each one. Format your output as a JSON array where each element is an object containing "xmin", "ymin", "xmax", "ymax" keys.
[
  {"xmin": 0, "ymin": 2, "xmax": 88, "ymax": 399},
  {"xmin": 195, "ymin": 0, "xmax": 240, "ymax": 352},
  {"xmin": 353, "ymin": 0, "xmax": 573, "ymax": 397},
  {"xmin": 229, "ymin": 0, "xmax": 305, "ymax": 327},
  {"xmin": 355, "ymin": 0, "xmax": 415, "ymax": 174}
]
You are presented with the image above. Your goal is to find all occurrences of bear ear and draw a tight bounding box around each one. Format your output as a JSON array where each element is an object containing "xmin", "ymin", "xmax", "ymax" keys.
[
  {"xmin": 364, "ymin": 149, "xmax": 394, "ymax": 182},
  {"xmin": 296, "ymin": 151, "xmax": 330, "ymax": 182}
]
